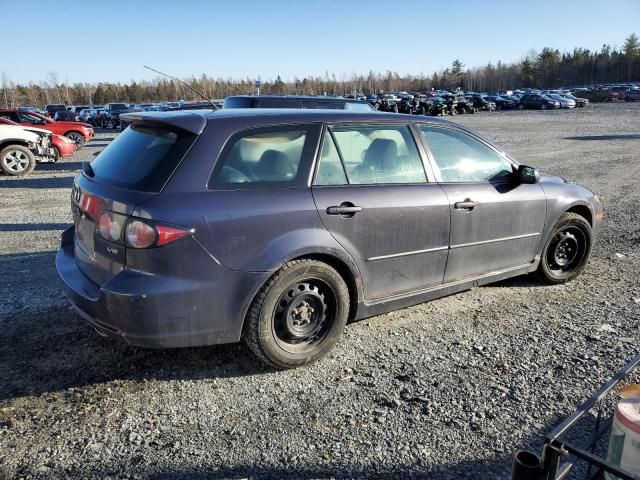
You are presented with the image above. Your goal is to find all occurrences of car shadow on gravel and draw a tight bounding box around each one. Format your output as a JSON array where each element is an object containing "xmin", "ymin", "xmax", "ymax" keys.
[
  {"xmin": 0, "ymin": 251, "xmax": 268, "ymax": 401},
  {"xmin": 0, "ymin": 308, "xmax": 267, "ymax": 402},
  {"xmin": 0, "ymin": 176, "xmax": 74, "ymax": 188},
  {"xmin": 36, "ymin": 161, "xmax": 83, "ymax": 172},
  {"xmin": 564, "ymin": 134, "xmax": 640, "ymax": 141},
  {"xmin": 488, "ymin": 274, "xmax": 545, "ymax": 289},
  {"xmin": 0, "ymin": 223, "xmax": 70, "ymax": 232}
]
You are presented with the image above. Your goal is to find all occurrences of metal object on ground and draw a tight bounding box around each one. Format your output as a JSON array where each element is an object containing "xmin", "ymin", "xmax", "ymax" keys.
[{"xmin": 512, "ymin": 353, "xmax": 640, "ymax": 480}]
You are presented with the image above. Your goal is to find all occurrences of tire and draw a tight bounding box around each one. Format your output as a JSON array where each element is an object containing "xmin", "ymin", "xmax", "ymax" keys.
[
  {"xmin": 518, "ymin": 104, "xmax": 525, "ymax": 110},
  {"xmin": 65, "ymin": 131, "xmax": 85, "ymax": 148},
  {"xmin": 541, "ymin": 103, "xmax": 547, "ymax": 110},
  {"xmin": 392, "ymin": 105, "xmax": 398, "ymax": 113},
  {"xmin": 535, "ymin": 212, "xmax": 592, "ymax": 284},
  {"xmin": 0, "ymin": 145, "xmax": 36, "ymax": 176},
  {"xmin": 52, "ymin": 146, "xmax": 60, "ymax": 162},
  {"xmin": 244, "ymin": 259, "xmax": 350, "ymax": 369}
]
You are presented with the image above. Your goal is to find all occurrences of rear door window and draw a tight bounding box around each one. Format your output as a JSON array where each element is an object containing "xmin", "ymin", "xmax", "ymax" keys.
[
  {"xmin": 319, "ymin": 124, "xmax": 426, "ymax": 185},
  {"xmin": 208, "ymin": 124, "xmax": 320, "ymax": 189},
  {"xmin": 90, "ymin": 124, "xmax": 196, "ymax": 192}
]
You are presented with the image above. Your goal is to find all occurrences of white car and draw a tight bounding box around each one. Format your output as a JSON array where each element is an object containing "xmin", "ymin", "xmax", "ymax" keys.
[{"xmin": 0, "ymin": 124, "xmax": 55, "ymax": 176}]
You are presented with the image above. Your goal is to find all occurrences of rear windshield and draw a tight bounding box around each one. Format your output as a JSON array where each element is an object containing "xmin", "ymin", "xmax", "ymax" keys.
[{"xmin": 89, "ymin": 124, "xmax": 196, "ymax": 192}]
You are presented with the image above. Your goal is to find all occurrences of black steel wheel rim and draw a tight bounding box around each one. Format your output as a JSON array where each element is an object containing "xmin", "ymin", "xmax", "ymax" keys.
[
  {"xmin": 546, "ymin": 226, "xmax": 587, "ymax": 275},
  {"xmin": 272, "ymin": 279, "xmax": 336, "ymax": 353}
]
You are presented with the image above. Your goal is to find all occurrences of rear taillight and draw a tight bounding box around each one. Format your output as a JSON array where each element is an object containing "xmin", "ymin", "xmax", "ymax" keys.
[
  {"xmin": 97, "ymin": 212, "xmax": 124, "ymax": 242},
  {"xmin": 125, "ymin": 220, "xmax": 192, "ymax": 249},
  {"xmin": 79, "ymin": 192, "xmax": 104, "ymax": 220},
  {"xmin": 125, "ymin": 221, "xmax": 156, "ymax": 248}
]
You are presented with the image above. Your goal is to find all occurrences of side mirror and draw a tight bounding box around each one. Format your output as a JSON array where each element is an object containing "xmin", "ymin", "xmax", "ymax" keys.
[{"xmin": 518, "ymin": 165, "xmax": 539, "ymax": 184}]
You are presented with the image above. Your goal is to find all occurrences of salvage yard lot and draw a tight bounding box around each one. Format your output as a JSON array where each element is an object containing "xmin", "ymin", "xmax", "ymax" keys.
[{"xmin": 1, "ymin": 104, "xmax": 639, "ymax": 479}]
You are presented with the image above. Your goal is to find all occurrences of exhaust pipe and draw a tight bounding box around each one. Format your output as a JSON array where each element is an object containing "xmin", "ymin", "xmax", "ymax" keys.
[{"xmin": 511, "ymin": 450, "xmax": 543, "ymax": 480}]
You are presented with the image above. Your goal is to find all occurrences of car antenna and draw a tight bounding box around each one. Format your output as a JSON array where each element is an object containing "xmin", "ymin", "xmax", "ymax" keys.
[{"xmin": 143, "ymin": 65, "xmax": 218, "ymax": 110}]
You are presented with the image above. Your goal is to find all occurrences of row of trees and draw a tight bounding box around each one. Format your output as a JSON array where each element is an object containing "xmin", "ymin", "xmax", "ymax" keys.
[{"xmin": 2, "ymin": 34, "xmax": 639, "ymax": 107}]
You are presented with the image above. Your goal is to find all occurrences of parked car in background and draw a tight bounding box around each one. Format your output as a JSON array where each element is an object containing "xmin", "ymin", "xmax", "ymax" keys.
[
  {"xmin": 54, "ymin": 110, "xmax": 79, "ymax": 121},
  {"xmin": 0, "ymin": 109, "xmax": 94, "ymax": 146},
  {"xmin": 68, "ymin": 106, "xmax": 92, "ymax": 115},
  {"xmin": 623, "ymin": 89, "xmax": 640, "ymax": 101},
  {"xmin": 579, "ymin": 89, "xmax": 618, "ymax": 102},
  {"xmin": 484, "ymin": 95, "xmax": 517, "ymax": 110},
  {"xmin": 560, "ymin": 93, "xmax": 589, "ymax": 107},
  {"xmin": 547, "ymin": 94, "xmax": 576, "ymax": 109},
  {"xmin": 0, "ymin": 123, "xmax": 55, "ymax": 175},
  {"xmin": 0, "ymin": 117, "xmax": 76, "ymax": 161},
  {"xmin": 44, "ymin": 104, "xmax": 67, "ymax": 117},
  {"xmin": 465, "ymin": 94, "xmax": 496, "ymax": 111},
  {"xmin": 78, "ymin": 109, "xmax": 98, "ymax": 123},
  {"xmin": 223, "ymin": 95, "xmax": 375, "ymax": 112},
  {"xmin": 518, "ymin": 94, "xmax": 561, "ymax": 110},
  {"xmin": 56, "ymin": 109, "xmax": 602, "ymax": 368}
]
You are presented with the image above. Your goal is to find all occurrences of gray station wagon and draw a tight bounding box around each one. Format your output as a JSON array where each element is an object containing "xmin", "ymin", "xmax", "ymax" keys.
[{"xmin": 56, "ymin": 109, "xmax": 602, "ymax": 368}]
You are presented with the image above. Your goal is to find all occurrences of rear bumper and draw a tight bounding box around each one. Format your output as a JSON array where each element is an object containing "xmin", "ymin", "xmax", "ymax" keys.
[{"xmin": 56, "ymin": 226, "xmax": 269, "ymax": 348}]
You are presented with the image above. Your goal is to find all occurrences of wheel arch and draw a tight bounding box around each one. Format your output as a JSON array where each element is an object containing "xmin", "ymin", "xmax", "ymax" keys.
[
  {"xmin": 565, "ymin": 204, "xmax": 593, "ymax": 226},
  {"xmin": 0, "ymin": 139, "xmax": 31, "ymax": 149},
  {"xmin": 289, "ymin": 252, "xmax": 361, "ymax": 322},
  {"xmin": 239, "ymin": 249, "xmax": 363, "ymax": 338}
]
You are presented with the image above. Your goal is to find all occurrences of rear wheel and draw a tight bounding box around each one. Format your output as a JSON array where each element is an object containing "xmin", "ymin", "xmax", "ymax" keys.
[
  {"xmin": 518, "ymin": 104, "xmax": 525, "ymax": 110},
  {"xmin": 65, "ymin": 131, "xmax": 85, "ymax": 148},
  {"xmin": 536, "ymin": 212, "xmax": 592, "ymax": 284},
  {"xmin": 541, "ymin": 103, "xmax": 547, "ymax": 110},
  {"xmin": 244, "ymin": 259, "xmax": 350, "ymax": 369},
  {"xmin": 0, "ymin": 145, "xmax": 36, "ymax": 176}
]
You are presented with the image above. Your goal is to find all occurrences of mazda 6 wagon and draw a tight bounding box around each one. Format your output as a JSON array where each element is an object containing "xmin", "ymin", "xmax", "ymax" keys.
[{"xmin": 56, "ymin": 109, "xmax": 602, "ymax": 368}]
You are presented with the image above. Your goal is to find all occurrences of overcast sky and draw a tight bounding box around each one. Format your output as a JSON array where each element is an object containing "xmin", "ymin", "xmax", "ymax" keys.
[{"xmin": 2, "ymin": 0, "xmax": 639, "ymax": 85}]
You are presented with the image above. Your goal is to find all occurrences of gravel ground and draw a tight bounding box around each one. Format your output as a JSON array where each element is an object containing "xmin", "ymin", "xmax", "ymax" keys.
[{"xmin": 1, "ymin": 104, "xmax": 639, "ymax": 480}]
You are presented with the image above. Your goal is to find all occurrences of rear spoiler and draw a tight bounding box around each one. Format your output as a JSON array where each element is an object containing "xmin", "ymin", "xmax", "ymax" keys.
[{"xmin": 120, "ymin": 111, "xmax": 209, "ymax": 135}]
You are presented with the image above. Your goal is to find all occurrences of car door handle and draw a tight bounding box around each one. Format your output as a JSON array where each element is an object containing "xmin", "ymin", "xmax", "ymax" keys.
[
  {"xmin": 326, "ymin": 205, "xmax": 363, "ymax": 215},
  {"xmin": 454, "ymin": 199, "xmax": 478, "ymax": 210}
]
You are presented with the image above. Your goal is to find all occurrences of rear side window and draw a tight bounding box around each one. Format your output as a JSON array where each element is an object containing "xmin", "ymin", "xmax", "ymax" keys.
[
  {"xmin": 208, "ymin": 125, "xmax": 320, "ymax": 189},
  {"xmin": 318, "ymin": 125, "xmax": 426, "ymax": 185},
  {"xmin": 90, "ymin": 124, "xmax": 196, "ymax": 192}
]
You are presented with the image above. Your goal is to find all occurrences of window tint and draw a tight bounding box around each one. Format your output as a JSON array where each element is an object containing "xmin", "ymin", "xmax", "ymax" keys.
[
  {"xmin": 330, "ymin": 125, "xmax": 426, "ymax": 184},
  {"xmin": 314, "ymin": 133, "xmax": 348, "ymax": 185},
  {"xmin": 90, "ymin": 124, "xmax": 196, "ymax": 192},
  {"xmin": 345, "ymin": 102, "xmax": 375, "ymax": 112},
  {"xmin": 419, "ymin": 126, "xmax": 513, "ymax": 183},
  {"xmin": 18, "ymin": 113, "xmax": 41, "ymax": 123},
  {"xmin": 210, "ymin": 128, "xmax": 308, "ymax": 186},
  {"xmin": 259, "ymin": 98, "xmax": 302, "ymax": 108}
]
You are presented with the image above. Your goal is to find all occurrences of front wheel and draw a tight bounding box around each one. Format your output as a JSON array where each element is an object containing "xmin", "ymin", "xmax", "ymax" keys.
[
  {"xmin": 65, "ymin": 131, "xmax": 85, "ymax": 148},
  {"xmin": 536, "ymin": 212, "xmax": 592, "ymax": 284},
  {"xmin": 0, "ymin": 145, "xmax": 36, "ymax": 176},
  {"xmin": 244, "ymin": 259, "xmax": 350, "ymax": 368}
]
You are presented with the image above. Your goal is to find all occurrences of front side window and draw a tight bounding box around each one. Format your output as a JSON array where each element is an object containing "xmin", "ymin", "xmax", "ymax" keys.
[
  {"xmin": 419, "ymin": 126, "xmax": 513, "ymax": 183},
  {"xmin": 317, "ymin": 125, "xmax": 426, "ymax": 185},
  {"xmin": 209, "ymin": 127, "xmax": 312, "ymax": 187},
  {"xmin": 18, "ymin": 113, "xmax": 42, "ymax": 123}
]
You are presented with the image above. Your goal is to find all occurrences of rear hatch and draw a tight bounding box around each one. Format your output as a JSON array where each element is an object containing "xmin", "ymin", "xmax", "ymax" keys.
[{"xmin": 72, "ymin": 121, "xmax": 199, "ymax": 286}]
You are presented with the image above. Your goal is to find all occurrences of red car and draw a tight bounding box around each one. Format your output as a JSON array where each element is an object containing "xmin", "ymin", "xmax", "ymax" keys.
[
  {"xmin": 0, "ymin": 109, "xmax": 94, "ymax": 147},
  {"xmin": 0, "ymin": 117, "xmax": 77, "ymax": 160}
]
